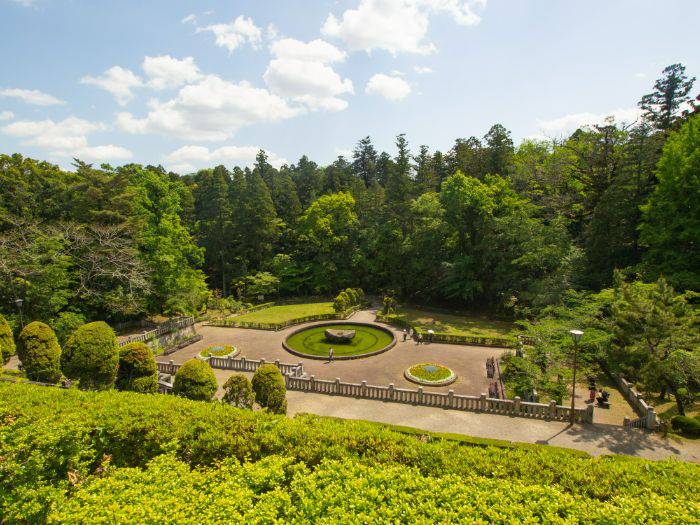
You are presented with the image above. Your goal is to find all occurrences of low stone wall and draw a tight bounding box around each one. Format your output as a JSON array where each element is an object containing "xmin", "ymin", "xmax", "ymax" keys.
[
  {"xmin": 157, "ymin": 356, "xmax": 305, "ymax": 379},
  {"xmin": 285, "ymin": 375, "xmax": 594, "ymax": 424},
  {"xmin": 616, "ymin": 376, "xmax": 659, "ymax": 429}
]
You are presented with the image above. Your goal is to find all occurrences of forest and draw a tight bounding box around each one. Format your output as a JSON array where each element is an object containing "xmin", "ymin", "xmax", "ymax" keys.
[{"xmin": 1, "ymin": 64, "xmax": 697, "ymax": 322}]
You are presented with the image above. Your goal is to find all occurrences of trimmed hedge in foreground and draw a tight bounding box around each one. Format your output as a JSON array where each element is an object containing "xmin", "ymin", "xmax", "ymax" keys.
[{"xmin": 0, "ymin": 383, "xmax": 698, "ymax": 523}]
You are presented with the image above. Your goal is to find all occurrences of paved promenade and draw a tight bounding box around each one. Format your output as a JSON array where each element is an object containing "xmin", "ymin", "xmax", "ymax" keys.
[{"xmin": 286, "ymin": 391, "xmax": 700, "ymax": 462}]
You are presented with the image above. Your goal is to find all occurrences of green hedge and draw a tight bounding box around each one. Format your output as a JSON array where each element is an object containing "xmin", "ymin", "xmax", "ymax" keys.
[
  {"xmin": 376, "ymin": 313, "xmax": 518, "ymax": 348},
  {"xmin": 17, "ymin": 322, "xmax": 62, "ymax": 383},
  {"xmin": 0, "ymin": 314, "xmax": 16, "ymax": 364},
  {"xmin": 0, "ymin": 383, "xmax": 698, "ymax": 523},
  {"xmin": 209, "ymin": 307, "xmax": 360, "ymax": 331},
  {"xmin": 671, "ymin": 415, "xmax": 700, "ymax": 436},
  {"xmin": 252, "ymin": 364, "xmax": 287, "ymax": 414}
]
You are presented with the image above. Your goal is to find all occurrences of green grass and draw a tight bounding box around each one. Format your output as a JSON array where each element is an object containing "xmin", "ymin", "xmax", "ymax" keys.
[
  {"xmin": 408, "ymin": 362, "xmax": 453, "ymax": 382},
  {"xmin": 393, "ymin": 306, "xmax": 516, "ymax": 338},
  {"xmin": 199, "ymin": 344, "xmax": 236, "ymax": 358},
  {"xmin": 233, "ymin": 302, "xmax": 335, "ymax": 324},
  {"xmin": 285, "ymin": 323, "xmax": 393, "ymax": 357}
]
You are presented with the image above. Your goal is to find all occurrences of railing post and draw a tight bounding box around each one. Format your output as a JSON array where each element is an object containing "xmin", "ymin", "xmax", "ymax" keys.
[
  {"xmin": 480, "ymin": 393, "xmax": 487, "ymax": 411},
  {"xmin": 417, "ymin": 386, "xmax": 423, "ymax": 404},
  {"xmin": 548, "ymin": 400, "xmax": 557, "ymax": 420},
  {"xmin": 310, "ymin": 375, "xmax": 316, "ymax": 392},
  {"xmin": 388, "ymin": 383, "xmax": 394, "ymax": 400},
  {"xmin": 646, "ymin": 407, "xmax": 657, "ymax": 429},
  {"xmin": 514, "ymin": 396, "xmax": 521, "ymax": 415},
  {"xmin": 361, "ymin": 380, "xmax": 367, "ymax": 397},
  {"xmin": 335, "ymin": 378, "xmax": 341, "ymax": 394},
  {"xmin": 448, "ymin": 389, "xmax": 454, "ymax": 408},
  {"xmin": 585, "ymin": 403, "xmax": 594, "ymax": 424}
]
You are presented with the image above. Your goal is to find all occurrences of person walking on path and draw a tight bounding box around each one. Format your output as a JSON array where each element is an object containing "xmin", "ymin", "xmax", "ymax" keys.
[
  {"xmin": 328, "ymin": 348, "xmax": 334, "ymax": 362},
  {"xmin": 402, "ymin": 329, "xmax": 407, "ymax": 342}
]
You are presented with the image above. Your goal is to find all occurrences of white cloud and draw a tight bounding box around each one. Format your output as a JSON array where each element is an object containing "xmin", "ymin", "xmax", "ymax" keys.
[
  {"xmin": 322, "ymin": 0, "xmax": 484, "ymax": 55},
  {"xmin": 165, "ymin": 145, "xmax": 287, "ymax": 173},
  {"xmin": 0, "ymin": 111, "xmax": 13, "ymax": 121},
  {"xmin": 335, "ymin": 147, "xmax": 353, "ymax": 158},
  {"xmin": 270, "ymin": 38, "xmax": 346, "ymax": 63},
  {"xmin": 181, "ymin": 13, "xmax": 196, "ymax": 24},
  {"xmin": 142, "ymin": 55, "xmax": 202, "ymax": 90},
  {"xmin": 264, "ymin": 38, "xmax": 353, "ymax": 112},
  {"xmin": 80, "ymin": 66, "xmax": 143, "ymax": 105},
  {"xmin": 413, "ymin": 65, "xmax": 433, "ymax": 74},
  {"xmin": 117, "ymin": 75, "xmax": 301, "ymax": 141},
  {"xmin": 0, "ymin": 88, "xmax": 65, "ymax": 106},
  {"xmin": 533, "ymin": 107, "xmax": 642, "ymax": 138},
  {"xmin": 197, "ymin": 15, "xmax": 262, "ymax": 53},
  {"xmin": 365, "ymin": 73, "xmax": 411, "ymax": 101},
  {"xmin": 2, "ymin": 116, "xmax": 132, "ymax": 161}
]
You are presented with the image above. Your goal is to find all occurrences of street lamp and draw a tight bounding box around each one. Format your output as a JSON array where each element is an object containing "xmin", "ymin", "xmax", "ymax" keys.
[
  {"xmin": 569, "ymin": 329, "xmax": 583, "ymax": 424},
  {"xmin": 14, "ymin": 298, "xmax": 24, "ymax": 329}
]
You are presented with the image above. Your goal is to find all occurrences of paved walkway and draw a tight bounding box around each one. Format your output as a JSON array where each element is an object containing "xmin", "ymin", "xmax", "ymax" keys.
[{"xmin": 286, "ymin": 391, "xmax": 700, "ymax": 462}]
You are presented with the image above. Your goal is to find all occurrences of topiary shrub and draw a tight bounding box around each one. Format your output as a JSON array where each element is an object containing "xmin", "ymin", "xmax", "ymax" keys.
[
  {"xmin": 671, "ymin": 415, "xmax": 700, "ymax": 436},
  {"xmin": 17, "ymin": 321, "xmax": 61, "ymax": 383},
  {"xmin": 222, "ymin": 373, "xmax": 255, "ymax": 408},
  {"xmin": 252, "ymin": 364, "xmax": 287, "ymax": 414},
  {"xmin": 345, "ymin": 288, "xmax": 358, "ymax": 305},
  {"xmin": 116, "ymin": 342, "xmax": 158, "ymax": 393},
  {"xmin": 0, "ymin": 314, "xmax": 16, "ymax": 365},
  {"xmin": 333, "ymin": 291, "xmax": 350, "ymax": 313},
  {"xmin": 61, "ymin": 321, "xmax": 119, "ymax": 390},
  {"xmin": 173, "ymin": 359, "xmax": 217, "ymax": 401}
]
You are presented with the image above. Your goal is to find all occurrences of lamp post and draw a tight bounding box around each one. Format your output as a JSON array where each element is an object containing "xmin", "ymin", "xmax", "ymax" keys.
[
  {"xmin": 14, "ymin": 298, "xmax": 24, "ymax": 329},
  {"xmin": 569, "ymin": 329, "xmax": 583, "ymax": 424}
]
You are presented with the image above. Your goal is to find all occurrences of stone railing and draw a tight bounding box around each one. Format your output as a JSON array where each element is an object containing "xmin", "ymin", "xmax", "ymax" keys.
[
  {"xmin": 616, "ymin": 376, "xmax": 658, "ymax": 429},
  {"xmin": 284, "ymin": 374, "xmax": 593, "ymax": 424},
  {"xmin": 119, "ymin": 316, "xmax": 196, "ymax": 347},
  {"xmin": 157, "ymin": 356, "xmax": 305, "ymax": 379}
]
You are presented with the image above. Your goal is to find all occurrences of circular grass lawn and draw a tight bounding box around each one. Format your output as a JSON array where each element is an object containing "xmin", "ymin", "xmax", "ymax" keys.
[
  {"xmin": 284, "ymin": 323, "xmax": 395, "ymax": 359},
  {"xmin": 404, "ymin": 363, "xmax": 456, "ymax": 386}
]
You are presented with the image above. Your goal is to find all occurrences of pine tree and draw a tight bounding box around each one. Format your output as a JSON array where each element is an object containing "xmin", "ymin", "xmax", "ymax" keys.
[{"xmin": 639, "ymin": 64, "xmax": 696, "ymax": 131}]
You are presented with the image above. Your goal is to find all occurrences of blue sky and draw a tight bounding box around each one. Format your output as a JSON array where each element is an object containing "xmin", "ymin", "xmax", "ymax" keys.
[{"xmin": 1, "ymin": 0, "xmax": 698, "ymax": 172}]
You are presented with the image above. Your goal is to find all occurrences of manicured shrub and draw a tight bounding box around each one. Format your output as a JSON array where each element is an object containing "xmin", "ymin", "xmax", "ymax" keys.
[
  {"xmin": 16, "ymin": 322, "xmax": 61, "ymax": 383},
  {"xmin": 333, "ymin": 291, "xmax": 350, "ymax": 313},
  {"xmin": 671, "ymin": 415, "xmax": 700, "ymax": 436},
  {"xmin": 252, "ymin": 364, "xmax": 287, "ymax": 414},
  {"xmin": 345, "ymin": 288, "xmax": 358, "ymax": 305},
  {"xmin": 0, "ymin": 313, "xmax": 15, "ymax": 364},
  {"xmin": 173, "ymin": 359, "xmax": 217, "ymax": 401},
  {"xmin": 61, "ymin": 321, "xmax": 119, "ymax": 390},
  {"xmin": 222, "ymin": 373, "xmax": 255, "ymax": 408},
  {"xmin": 116, "ymin": 342, "xmax": 158, "ymax": 393}
]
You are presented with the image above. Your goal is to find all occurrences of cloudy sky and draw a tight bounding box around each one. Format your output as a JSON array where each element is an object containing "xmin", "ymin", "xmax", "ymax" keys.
[{"xmin": 1, "ymin": 0, "xmax": 698, "ymax": 173}]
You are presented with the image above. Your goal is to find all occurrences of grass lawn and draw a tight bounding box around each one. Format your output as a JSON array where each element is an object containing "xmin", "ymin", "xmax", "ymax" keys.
[
  {"xmin": 285, "ymin": 323, "xmax": 393, "ymax": 357},
  {"xmin": 392, "ymin": 306, "xmax": 516, "ymax": 338},
  {"xmin": 233, "ymin": 302, "xmax": 335, "ymax": 324}
]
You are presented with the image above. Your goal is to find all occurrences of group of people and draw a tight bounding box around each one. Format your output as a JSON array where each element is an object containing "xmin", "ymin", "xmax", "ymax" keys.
[{"xmin": 402, "ymin": 328, "xmax": 433, "ymax": 344}]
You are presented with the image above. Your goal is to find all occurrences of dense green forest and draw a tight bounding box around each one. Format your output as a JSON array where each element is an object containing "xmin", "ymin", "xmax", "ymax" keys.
[{"xmin": 1, "ymin": 64, "xmax": 698, "ymax": 330}]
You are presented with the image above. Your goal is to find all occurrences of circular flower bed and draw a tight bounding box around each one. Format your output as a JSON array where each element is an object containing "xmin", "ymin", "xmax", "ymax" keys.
[
  {"xmin": 404, "ymin": 363, "xmax": 456, "ymax": 386},
  {"xmin": 198, "ymin": 344, "xmax": 239, "ymax": 360},
  {"xmin": 283, "ymin": 322, "xmax": 395, "ymax": 360}
]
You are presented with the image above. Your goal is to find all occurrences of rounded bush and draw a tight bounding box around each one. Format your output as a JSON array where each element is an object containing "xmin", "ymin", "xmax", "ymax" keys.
[
  {"xmin": 173, "ymin": 359, "xmax": 217, "ymax": 401},
  {"xmin": 0, "ymin": 314, "xmax": 16, "ymax": 365},
  {"xmin": 17, "ymin": 321, "xmax": 61, "ymax": 383},
  {"xmin": 671, "ymin": 415, "xmax": 700, "ymax": 436},
  {"xmin": 222, "ymin": 373, "xmax": 255, "ymax": 408},
  {"xmin": 61, "ymin": 321, "xmax": 119, "ymax": 390},
  {"xmin": 252, "ymin": 364, "xmax": 287, "ymax": 414},
  {"xmin": 116, "ymin": 342, "xmax": 158, "ymax": 393}
]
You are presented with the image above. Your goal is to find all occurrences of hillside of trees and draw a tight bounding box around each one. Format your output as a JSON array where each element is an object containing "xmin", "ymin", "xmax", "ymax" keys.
[{"xmin": 1, "ymin": 64, "xmax": 698, "ymax": 329}]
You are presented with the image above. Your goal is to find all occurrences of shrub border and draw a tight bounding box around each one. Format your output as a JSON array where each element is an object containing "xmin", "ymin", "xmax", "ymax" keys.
[
  {"xmin": 282, "ymin": 321, "xmax": 396, "ymax": 360},
  {"xmin": 207, "ymin": 304, "xmax": 362, "ymax": 331},
  {"xmin": 404, "ymin": 363, "xmax": 457, "ymax": 386}
]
